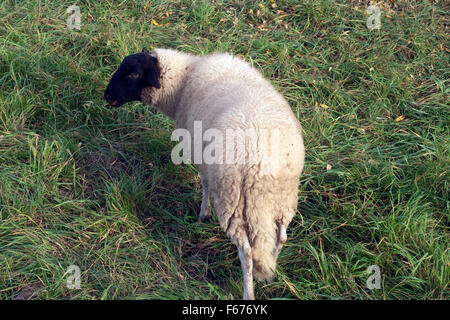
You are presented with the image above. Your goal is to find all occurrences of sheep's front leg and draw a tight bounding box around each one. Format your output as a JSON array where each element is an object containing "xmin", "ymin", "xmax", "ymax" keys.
[
  {"xmin": 199, "ymin": 173, "xmax": 211, "ymax": 220},
  {"xmin": 238, "ymin": 238, "xmax": 255, "ymax": 300}
]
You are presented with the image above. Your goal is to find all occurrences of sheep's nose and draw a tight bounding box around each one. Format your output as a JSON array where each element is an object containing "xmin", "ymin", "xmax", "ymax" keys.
[{"xmin": 104, "ymin": 93, "xmax": 117, "ymax": 106}]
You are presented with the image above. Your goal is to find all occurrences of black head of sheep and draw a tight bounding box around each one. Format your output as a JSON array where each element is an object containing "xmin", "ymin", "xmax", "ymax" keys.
[{"xmin": 104, "ymin": 48, "xmax": 160, "ymax": 108}]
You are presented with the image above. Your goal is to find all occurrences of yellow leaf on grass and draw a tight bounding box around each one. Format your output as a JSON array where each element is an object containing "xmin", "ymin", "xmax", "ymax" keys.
[
  {"xmin": 283, "ymin": 278, "xmax": 300, "ymax": 298},
  {"xmin": 395, "ymin": 115, "xmax": 405, "ymax": 122},
  {"xmin": 152, "ymin": 19, "xmax": 161, "ymax": 26},
  {"xmin": 320, "ymin": 103, "xmax": 329, "ymax": 109}
]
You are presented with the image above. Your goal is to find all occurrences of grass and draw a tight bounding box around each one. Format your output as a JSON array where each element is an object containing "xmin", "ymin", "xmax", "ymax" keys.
[{"xmin": 0, "ymin": 0, "xmax": 448, "ymax": 300}]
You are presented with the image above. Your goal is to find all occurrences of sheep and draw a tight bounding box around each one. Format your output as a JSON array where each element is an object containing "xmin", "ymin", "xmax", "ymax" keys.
[{"xmin": 104, "ymin": 48, "xmax": 305, "ymax": 300}]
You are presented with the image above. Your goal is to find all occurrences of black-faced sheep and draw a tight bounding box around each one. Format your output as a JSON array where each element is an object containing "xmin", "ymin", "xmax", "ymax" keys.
[{"xmin": 104, "ymin": 48, "xmax": 305, "ymax": 300}]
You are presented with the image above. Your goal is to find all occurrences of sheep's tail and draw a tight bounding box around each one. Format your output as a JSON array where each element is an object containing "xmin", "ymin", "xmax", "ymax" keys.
[
  {"xmin": 250, "ymin": 222, "xmax": 280, "ymax": 281},
  {"xmin": 216, "ymin": 165, "xmax": 299, "ymax": 282},
  {"xmin": 243, "ymin": 180, "xmax": 294, "ymax": 282}
]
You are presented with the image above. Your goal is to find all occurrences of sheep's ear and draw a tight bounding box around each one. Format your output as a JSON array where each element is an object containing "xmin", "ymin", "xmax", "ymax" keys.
[{"xmin": 145, "ymin": 55, "xmax": 160, "ymax": 88}]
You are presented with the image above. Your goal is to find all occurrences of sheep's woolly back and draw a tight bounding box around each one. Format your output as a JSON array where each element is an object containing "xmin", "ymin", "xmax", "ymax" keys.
[{"xmin": 141, "ymin": 48, "xmax": 305, "ymax": 281}]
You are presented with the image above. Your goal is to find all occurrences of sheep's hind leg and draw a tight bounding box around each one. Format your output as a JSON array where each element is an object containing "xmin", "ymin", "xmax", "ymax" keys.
[
  {"xmin": 199, "ymin": 173, "xmax": 211, "ymax": 220},
  {"xmin": 238, "ymin": 238, "xmax": 255, "ymax": 300}
]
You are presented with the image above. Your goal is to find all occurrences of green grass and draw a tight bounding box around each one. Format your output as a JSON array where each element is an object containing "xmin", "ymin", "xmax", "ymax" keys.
[{"xmin": 0, "ymin": 0, "xmax": 448, "ymax": 299}]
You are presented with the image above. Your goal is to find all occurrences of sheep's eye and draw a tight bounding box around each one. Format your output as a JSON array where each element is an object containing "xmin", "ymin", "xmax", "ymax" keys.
[{"xmin": 127, "ymin": 72, "xmax": 141, "ymax": 80}]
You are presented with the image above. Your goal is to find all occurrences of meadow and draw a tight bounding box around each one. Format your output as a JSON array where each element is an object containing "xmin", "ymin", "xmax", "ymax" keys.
[{"xmin": 0, "ymin": 0, "xmax": 448, "ymax": 299}]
